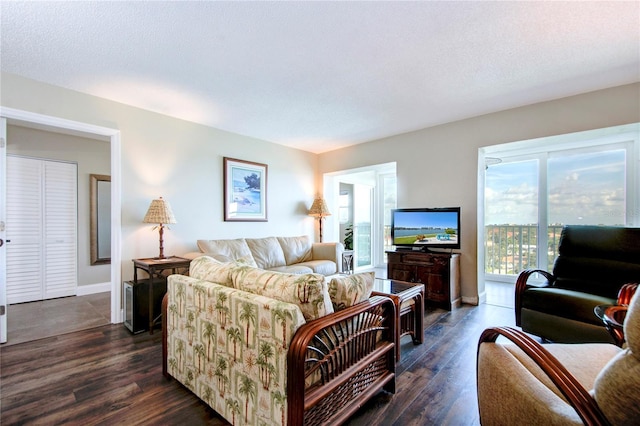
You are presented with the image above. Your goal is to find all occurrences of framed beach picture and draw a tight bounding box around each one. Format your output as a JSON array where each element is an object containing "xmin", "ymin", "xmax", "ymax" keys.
[{"xmin": 223, "ymin": 157, "xmax": 268, "ymax": 221}]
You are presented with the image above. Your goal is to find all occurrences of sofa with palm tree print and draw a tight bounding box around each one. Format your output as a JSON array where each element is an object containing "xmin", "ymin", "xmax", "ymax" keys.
[{"xmin": 163, "ymin": 256, "xmax": 396, "ymax": 426}]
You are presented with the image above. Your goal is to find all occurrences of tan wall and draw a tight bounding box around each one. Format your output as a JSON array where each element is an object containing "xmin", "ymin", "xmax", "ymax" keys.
[
  {"xmin": 1, "ymin": 72, "xmax": 318, "ymax": 288},
  {"xmin": 318, "ymin": 83, "xmax": 640, "ymax": 304}
]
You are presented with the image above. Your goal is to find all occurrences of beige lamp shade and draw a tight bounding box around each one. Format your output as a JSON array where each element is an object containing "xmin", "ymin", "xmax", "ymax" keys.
[
  {"xmin": 309, "ymin": 197, "xmax": 331, "ymax": 242},
  {"xmin": 143, "ymin": 197, "xmax": 176, "ymax": 225},
  {"xmin": 308, "ymin": 197, "xmax": 331, "ymax": 218},
  {"xmin": 143, "ymin": 197, "xmax": 176, "ymax": 259}
]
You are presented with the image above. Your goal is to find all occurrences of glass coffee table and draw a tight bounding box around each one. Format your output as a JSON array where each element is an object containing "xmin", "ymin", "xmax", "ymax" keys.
[{"xmin": 372, "ymin": 278, "xmax": 425, "ymax": 361}]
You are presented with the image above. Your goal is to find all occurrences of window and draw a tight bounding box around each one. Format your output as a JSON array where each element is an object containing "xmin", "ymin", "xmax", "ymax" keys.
[
  {"xmin": 481, "ymin": 123, "xmax": 638, "ymax": 280},
  {"xmin": 338, "ymin": 189, "xmax": 350, "ymax": 224}
]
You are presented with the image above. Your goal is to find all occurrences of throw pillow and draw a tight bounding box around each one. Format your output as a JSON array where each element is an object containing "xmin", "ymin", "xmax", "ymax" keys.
[
  {"xmin": 328, "ymin": 272, "xmax": 375, "ymax": 311},
  {"xmin": 189, "ymin": 256, "xmax": 241, "ymax": 287},
  {"xmin": 231, "ymin": 266, "xmax": 333, "ymax": 320}
]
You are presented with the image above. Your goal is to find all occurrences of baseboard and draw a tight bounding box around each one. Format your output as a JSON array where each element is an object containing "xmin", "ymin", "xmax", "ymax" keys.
[
  {"xmin": 76, "ymin": 282, "xmax": 111, "ymax": 296},
  {"xmin": 477, "ymin": 289, "xmax": 487, "ymax": 305},
  {"xmin": 462, "ymin": 295, "xmax": 479, "ymax": 306}
]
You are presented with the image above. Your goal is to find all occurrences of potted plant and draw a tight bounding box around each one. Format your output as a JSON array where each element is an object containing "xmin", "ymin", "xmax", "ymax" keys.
[{"xmin": 344, "ymin": 223, "xmax": 353, "ymax": 250}]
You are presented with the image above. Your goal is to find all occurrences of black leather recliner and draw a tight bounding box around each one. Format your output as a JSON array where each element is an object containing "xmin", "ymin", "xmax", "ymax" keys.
[{"xmin": 515, "ymin": 225, "xmax": 640, "ymax": 343}]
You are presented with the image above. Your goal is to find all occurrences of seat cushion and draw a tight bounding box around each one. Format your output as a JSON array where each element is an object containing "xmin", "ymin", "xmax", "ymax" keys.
[
  {"xmin": 521, "ymin": 309, "xmax": 614, "ymax": 343},
  {"xmin": 478, "ymin": 345, "xmax": 583, "ymax": 425},
  {"xmin": 478, "ymin": 341, "xmax": 619, "ymax": 425},
  {"xmin": 522, "ymin": 287, "xmax": 615, "ymax": 325},
  {"xmin": 231, "ymin": 266, "xmax": 333, "ymax": 320},
  {"xmin": 296, "ymin": 260, "xmax": 337, "ymax": 276}
]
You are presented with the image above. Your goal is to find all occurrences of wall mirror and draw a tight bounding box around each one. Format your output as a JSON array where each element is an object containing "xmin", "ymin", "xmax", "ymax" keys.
[{"xmin": 90, "ymin": 174, "xmax": 111, "ymax": 265}]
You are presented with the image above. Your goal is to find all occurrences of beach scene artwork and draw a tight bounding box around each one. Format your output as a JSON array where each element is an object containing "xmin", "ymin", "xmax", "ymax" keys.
[
  {"xmin": 231, "ymin": 167, "xmax": 262, "ymax": 213},
  {"xmin": 224, "ymin": 157, "xmax": 267, "ymax": 221}
]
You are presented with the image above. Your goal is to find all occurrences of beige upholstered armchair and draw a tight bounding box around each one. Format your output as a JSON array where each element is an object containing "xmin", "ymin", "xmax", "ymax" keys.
[{"xmin": 477, "ymin": 290, "xmax": 640, "ymax": 425}]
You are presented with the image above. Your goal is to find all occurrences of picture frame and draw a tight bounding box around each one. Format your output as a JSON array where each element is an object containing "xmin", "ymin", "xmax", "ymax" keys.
[{"xmin": 223, "ymin": 157, "xmax": 268, "ymax": 221}]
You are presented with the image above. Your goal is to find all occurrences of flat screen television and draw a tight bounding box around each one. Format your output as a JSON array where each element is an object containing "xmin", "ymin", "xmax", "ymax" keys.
[{"xmin": 391, "ymin": 207, "xmax": 461, "ymax": 251}]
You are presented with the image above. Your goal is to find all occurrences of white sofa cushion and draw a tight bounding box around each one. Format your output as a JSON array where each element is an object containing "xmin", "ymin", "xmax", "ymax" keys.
[
  {"xmin": 231, "ymin": 266, "xmax": 333, "ymax": 320},
  {"xmin": 277, "ymin": 236, "xmax": 312, "ymax": 265},
  {"xmin": 297, "ymin": 260, "xmax": 337, "ymax": 276},
  {"xmin": 246, "ymin": 237, "xmax": 286, "ymax": 269},
  {"xmin": 196, "ymin": 238, "xmax": 257, "ymax": 267}
]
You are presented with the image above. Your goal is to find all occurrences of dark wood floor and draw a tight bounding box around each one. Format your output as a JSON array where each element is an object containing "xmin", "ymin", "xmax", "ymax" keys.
[{"xmin": 0, "ymin": 302, "xmax": 515, "ymax": 425}]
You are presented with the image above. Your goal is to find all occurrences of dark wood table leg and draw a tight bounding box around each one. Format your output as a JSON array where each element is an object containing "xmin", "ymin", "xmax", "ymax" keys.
[
  {"xmin": 148, "ymin": 266, "xmax": 155, "ymax": 334},
  {"xmin": 413, "ymin": 292, "xmax": 424, "ymax": 345}
]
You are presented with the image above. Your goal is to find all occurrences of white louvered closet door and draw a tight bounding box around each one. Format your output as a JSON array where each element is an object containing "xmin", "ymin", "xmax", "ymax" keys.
[
  {"xmin": 6, "ymin": 156, "xmax": 77, "ymax": 303},
  {"xmin": 43, "ymin": 160, "xmax": 77, "ymax": 299},
  {"xmin": 6, "ymin": 156, "xmax": 42, "ymax": 303}
]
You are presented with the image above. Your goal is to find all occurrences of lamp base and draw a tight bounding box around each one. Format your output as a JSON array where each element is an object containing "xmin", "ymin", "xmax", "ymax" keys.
[{"xmin": 157, "ymin": 224, "xmax": 166, "ymax": 259}]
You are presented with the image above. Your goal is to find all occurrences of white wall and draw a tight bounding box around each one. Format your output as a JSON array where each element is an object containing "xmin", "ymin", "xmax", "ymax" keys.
[
  {"xmin": 1, "ymin": 72, "xmax": 318, "ymax": 290},
  {"xmin": 7, "ymin": 125, "xmax": 111, "ymax": 287},
  {"xmin": 319, "ymin": 83, "xmax": 640, "ymax": 305}
]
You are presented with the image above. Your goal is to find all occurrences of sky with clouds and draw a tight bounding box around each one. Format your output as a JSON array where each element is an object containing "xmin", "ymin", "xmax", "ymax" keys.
[{"xmin": 485, "ymin": 149, "xmax": 626, "ymax": 226}]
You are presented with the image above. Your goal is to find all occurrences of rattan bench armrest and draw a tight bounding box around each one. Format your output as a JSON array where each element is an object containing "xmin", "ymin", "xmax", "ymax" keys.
[{"xmin": 287, "ymin": 295, "xmax": 396, "ymax": 426}]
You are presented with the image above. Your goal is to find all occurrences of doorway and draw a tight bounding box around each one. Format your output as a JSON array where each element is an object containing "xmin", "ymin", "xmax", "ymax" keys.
[
  {"xmin": 0, "ymin": 108, "xmax": 122, "ymax": 344},
  {"xmin": 324, "ymin": 162, "xmax": 397, "ymax": 272}
]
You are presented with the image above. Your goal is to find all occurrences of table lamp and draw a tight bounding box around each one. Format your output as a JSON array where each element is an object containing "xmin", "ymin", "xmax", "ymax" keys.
[
  {"xmin": 308, "ymin": 197, "xmax": 331, "ymax": 242},
  {"xmin": 143, "ymin": 197, "xmax": 176, "ymax": 259}
]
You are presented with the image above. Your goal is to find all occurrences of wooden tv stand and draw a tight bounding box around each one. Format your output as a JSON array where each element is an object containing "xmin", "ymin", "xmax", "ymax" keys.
[{"xmin": 386, "ymin": 250, "xmax": 461, "ymax": 310}]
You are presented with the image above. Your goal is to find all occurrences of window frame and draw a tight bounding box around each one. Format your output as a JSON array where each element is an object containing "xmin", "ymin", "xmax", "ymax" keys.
[{"xmin": 479, "ymin": 123, "xmax": 639, "ymax": 284}]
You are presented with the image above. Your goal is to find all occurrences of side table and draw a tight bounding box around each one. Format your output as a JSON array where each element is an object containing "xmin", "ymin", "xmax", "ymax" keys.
[
  {"xmin": 594, "ymin": 304, "xmax": 628, "ymax": 347},
  {"xmin": 342, "ymin": 250, "xmax": 354, "ymax": 274},
  {"xmin": 132, "ymin": 256, "xmax": 190, "ymax": 334},
  {"xmin": 372, "ymin": 278, "xmax": 425, "ymax": 361}
]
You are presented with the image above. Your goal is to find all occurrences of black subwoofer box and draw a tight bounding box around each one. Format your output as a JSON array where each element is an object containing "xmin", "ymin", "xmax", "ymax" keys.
[{"xmin": 123, "ymin": 278, "xmax": 167, "ymax": 334}]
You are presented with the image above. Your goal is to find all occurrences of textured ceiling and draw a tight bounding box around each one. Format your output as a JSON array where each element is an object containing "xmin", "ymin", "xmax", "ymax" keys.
[{"xmin": 1, "ymin": 1, "xmax": 639, "ymax": 154}]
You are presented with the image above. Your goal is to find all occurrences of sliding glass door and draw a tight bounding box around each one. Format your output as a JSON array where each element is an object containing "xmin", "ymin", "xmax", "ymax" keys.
[
  {"xmin": 353, "ymin": 184, "xmax": 373, "ymax": 269},
  {"xmin": 484, "ymin": 158, "xmax": 539, "ymax": 276},
  {"xmin": 483, "ymin": 126, "xmax": 635, "ymax": 281},
  {"xmin": 325, "ymin": 162, "xmax": 397, "ymax": 272}
]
